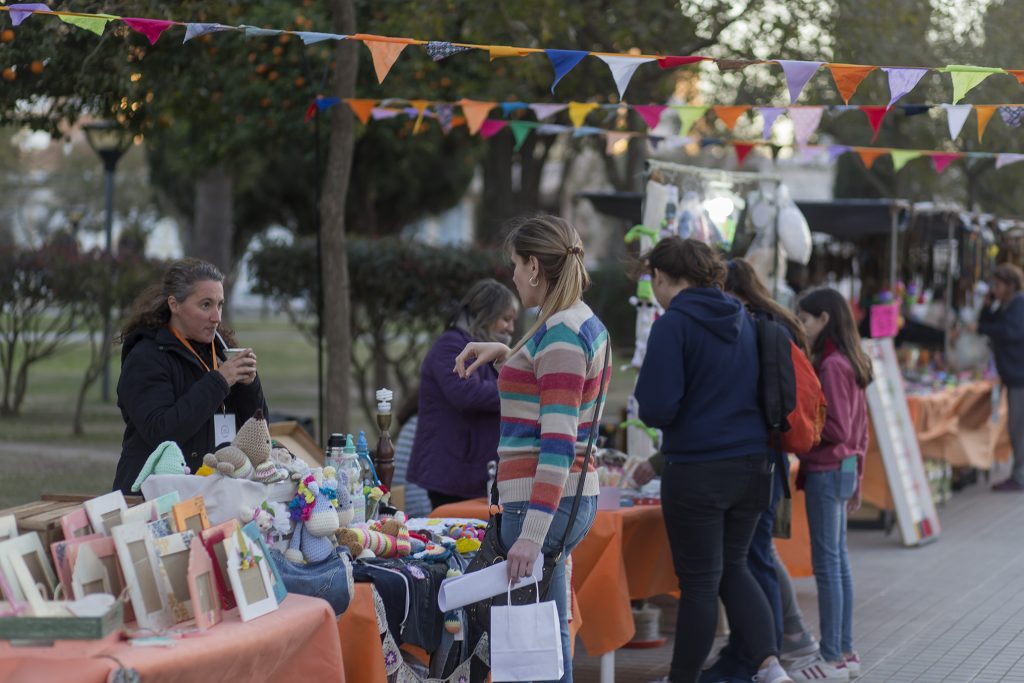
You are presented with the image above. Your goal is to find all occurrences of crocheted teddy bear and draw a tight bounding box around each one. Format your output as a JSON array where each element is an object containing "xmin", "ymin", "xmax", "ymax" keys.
[
  {"xmin": 203, "ymin": 410, "xmax": 285, "ymax": 483},
  {"xmin": 284, "ymin": 474, "xmax": 340, "ymax": 564}
]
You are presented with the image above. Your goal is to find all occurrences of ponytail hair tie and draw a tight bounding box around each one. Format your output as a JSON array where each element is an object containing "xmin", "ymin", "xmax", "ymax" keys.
[{"xmin": 567, "ymin": 245, "xmax": 584, "ymax": 257}]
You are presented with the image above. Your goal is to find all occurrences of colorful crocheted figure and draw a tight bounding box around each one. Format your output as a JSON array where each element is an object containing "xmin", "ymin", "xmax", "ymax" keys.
[{"xmin": 284, "ymin": 475, "xmax": 340, "ymax": 564}]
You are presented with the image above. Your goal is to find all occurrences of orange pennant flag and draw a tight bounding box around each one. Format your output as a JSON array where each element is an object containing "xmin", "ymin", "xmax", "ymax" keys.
[
  {"xmin": 410, "ymin": 99, "xmax": 430, "ymax": 134},
  {"xmin": 856, "ymin": 148, "xmax": 887, "ymax": 169},
  {"xmin": 827, "ymin": 64, "xmax": 877, "ymax": 104},
  {"xmin": 1007, "ymin": 70, "xmax": 1024, "ymax": 86},
  {"xmin": 345, "ymin": 99, "xmax": 378, "ymax": 125},
  {"xmin": 364, "ymin": 40, "xmax": 407, "ymax": 83},
  {"xmin": 713, "ymin": 105, "xmax": 751, "ymax": 130},
  {"xmin": 489, "ymin": 45, "xmax": 532, "ymax": 61},
  {"xmin": 458, "ymin": 99, "xmax": 496, "ymax": 135},
  {"xmin": 976, "ymin": 105, "xmax": 997, "ymax": 141}
]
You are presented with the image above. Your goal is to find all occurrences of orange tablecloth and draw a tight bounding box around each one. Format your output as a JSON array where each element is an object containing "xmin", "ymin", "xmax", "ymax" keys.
[{"xmin": 0, "ymin": 594, "xmax": 344, "ymax": 683}]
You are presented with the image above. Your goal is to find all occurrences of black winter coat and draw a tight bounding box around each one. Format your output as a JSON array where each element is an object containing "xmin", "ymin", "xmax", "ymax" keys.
[{"xmin": 112, "ymin": 327, "xmax": 269, "ymax": 494}]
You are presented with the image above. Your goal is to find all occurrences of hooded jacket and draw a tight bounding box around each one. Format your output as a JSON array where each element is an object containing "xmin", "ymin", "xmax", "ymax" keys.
[
  {"xmin": 979, "ymin": 293, "xmax": 1024, "ymax": 388},
  {"xmin": 635, "ymin": 287, "xmax": 768, "ymax": 462},
  {"xmin": 112, "ymin": 327, "xmax": 268, "ymax": 494}
]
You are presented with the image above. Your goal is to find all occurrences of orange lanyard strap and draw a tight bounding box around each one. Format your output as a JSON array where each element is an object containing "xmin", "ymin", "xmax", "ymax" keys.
[{"xmin": 168, "ymin": 327, "xmax": 219, "ymax": 372}]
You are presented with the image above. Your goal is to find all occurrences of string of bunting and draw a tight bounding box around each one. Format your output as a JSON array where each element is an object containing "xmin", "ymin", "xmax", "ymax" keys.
[
  {"xmin": 315, "ymin": 96, "xmax": 1024, "ymax": 145},
  {"xmin": 4, "ymin": 4, "xmax": 1024, "ymax": 106}
]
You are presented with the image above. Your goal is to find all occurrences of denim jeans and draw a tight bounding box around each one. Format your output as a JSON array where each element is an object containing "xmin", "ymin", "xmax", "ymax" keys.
[
  {"xmin": 499, "ymin": 495, "xmax": 597, "ymax": 683},
  {"xmin": 804, "ymin": 470, "xmax": 855, "ymax": 662}
]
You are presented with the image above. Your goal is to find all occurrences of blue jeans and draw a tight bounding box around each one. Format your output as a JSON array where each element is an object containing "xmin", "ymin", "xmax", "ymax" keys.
[
  {"xmin": 500, "ymin": 496, "xmax": 597, "ymax": 683},
  {"xmin": 804, "ymin": 470, "xmax": 855, "ymax": 662}
]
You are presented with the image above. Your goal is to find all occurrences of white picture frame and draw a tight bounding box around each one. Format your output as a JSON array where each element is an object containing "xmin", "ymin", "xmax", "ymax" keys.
[
  {"xmin": 112, "ymin": 522, "xmax": 174, "ymax": 631},
  {"xmin": 0, "ymin": 515, "xmax": 18, "ymax": 543},
  {"xmin": 71, "ymin": 544, "xmax": 112, "ymax": 599},
  {"xmin": 153, "ymin": 531, "xmax": 195, "ymax": 623},
  {"xmin": 8, "ymin": 552, "xmax": 67, "ymax": 617},
  {"xmin": 224, "ymin": 530, "xmax": 277, "ymax": 622},
  {"xmin": 0, "ymin": 533, "xmax": 58, "ymax": 603},
  {"xmin": 151, "ymin": 492, "xmax": 181, "ymax": 528},
  {"xmin": 122, "ymin": 500, "xmax": 157, "ymax": 527},
  {"xmin": 84, "ymin": 491, "xmax": 128, "ymax": 537}
]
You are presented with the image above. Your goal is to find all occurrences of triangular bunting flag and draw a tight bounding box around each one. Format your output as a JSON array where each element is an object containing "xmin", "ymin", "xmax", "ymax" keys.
[
  {"xmin": 241, "ymin": 25, "xmax": 282, "ymax": 37},
  {"xmin": 901, "ymin": 105, "xmax": 932, "ymax": 117},
  {"xmin": 435, "ymin": 104, "xmax": 455, "ymax": 134},
  {"xmin": 891, "ymin": 150, "xmax": 923, "ymax": 172},
  {"xmin": 500, "ymin": 102, "xmax": 530, "ymax": 117},
  {"xmin": 537, "ymin": 123, "xmax": 570, "ymax": 135},
  {"xmin": 598, "ymin": 55, "xmax": 655, "ymax": 99},
  {"xmin": 882, "ymin": 67, "xmax": 929, "ymax": 108},
  {"xmin": 827, "ymin": 64, "xmax": 877, "ymax": 104},
  {"xmin": 370, "ymin": 108, "xmax": 399, "ymax": 120},
  {"xmin": 364, "ymin": 40, "xmax": 407, "ymax": 83},
  {"xmin": 996, "ymin": 153, "xmax": 1024, "ymax": 170},
  {"xmin": 410, "ymin": 100, "xmax": 430, "ymax": 134},
  {"xmin": 60, "ymin": 13, "xmax": 117, "ymax": 36},
  {"xmin": 296, "ymin": 32, "xmax": 345, "ymax": 45},
  {"xmin": 931, "ymin": 153, "xmax": 959, "ymax": 174},
  {"xmin": 734, "ymin": 142, "xmax": 757, "ymax": 166},
  {"xmin": 633, "ymin": 105, "xmax": 667, "ymax": 129},
  {"xmin": 856, "ymin": 149, "xmax": 887, "ymax": 169},
  {"xmin": 345, "ymin": 99, "xmax": 378, "ymax": 125},
  {"xmin": 1000, "ymin": 106, "xmax": 1024, "ymax": 128},
  {"xmin": 458, "ymin": 99, "xmax": 496, "ymax": 135},
  {"xmin": 507, "ymin": 121, "xmax": 537, "ymax": 151},
  {"xmin": 605, "ymin": 131, "xmax": 634, "ymax": 156},
  {"xmin": 530, "ymin": 104, "xmax": 568, "ymax": 121},
  {"xmin": 489, "ymin": 45, "xmax": 531, "ymax": 60},
  {"xmin": 568, "ymin": 102, "xmax": 600, "ymax": 128},
  {"xmin": 828, "ymin": 145, "xmax": 852, "ymax": 162},
  {"xmin": 941, "ymin": 104, "xmax": 971, "ymax": 140},
  {"xmin": 777, "ymin": 60, "xmax": 823, "ymax": 104},
  {"xmin": 713, "ymin": 105, "xmax": 751, "ymax": 130},
  {"xmin": 1006, "ymin": 70, "xmax": 1024, "ymax": 86},
  {"xmin": 941, "ymin": 65, "xmax": 1005, "ymax": 104},
  {"xmin": 758, "ymin": 107, "xmax": 785, "ymax": 140},
  {"xmin": 859, "ymin": 105, "xmax": 888, "ymax": 141},
  {"xmin": 545, "ymin": 49, "xmax": 589, "ymax": 93},
  {"xmin": 976, "ymin": 105, "xmax": 997, "ymax": 141},
  {"xmin": 479, "ymin": 119, "xmax": 508, "ymax": 139},
  {"xmin": 671, "ymin": 106, "xmax": 708, "ymax": 136},
  {"xmin": 317, "ymin": 97, "xmax": 341, "ymax": 111},
  {"xmin": 657, "ymin": 55, "xmax": 709, "ymax": 69},
  {"xmin": 573, "ymin": 126, "xmax": 602, "ymax": 138},
  {"xmin": 183, "ymin": 23, "xmax": 229, "ymax": 43},
  {"xmin": 8, "ymin": 4, "xmax": 50, "ymax": 27},
  {"xmin": 426, "ymin": 41, "xmax": 472, "ymax": 61},
  {"xmin": 789, "ymin": 107, "xmax": 824, "ymax": 146},
  {"xmin": 122, "ymin": 18, "xmax": 175, "ymax": 45}
]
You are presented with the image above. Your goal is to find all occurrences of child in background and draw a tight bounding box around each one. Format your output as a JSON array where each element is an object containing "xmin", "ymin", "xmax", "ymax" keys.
[{"xmin": 792, "ymin": 288, "xmax": 873, "ymax": 682}]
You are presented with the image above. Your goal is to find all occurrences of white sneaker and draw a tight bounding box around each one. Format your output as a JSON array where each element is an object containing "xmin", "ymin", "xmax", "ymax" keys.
[
  {"xmin": 843, "ymin": 653, "xmax": 861, "ymax": 679},
  {"xmin": 756, "ymin": 660, "xmax": 794, "ymax": 683},
  {"xmin": 789, "ymin": 655, "xmax": 850, "ymax": 681}
]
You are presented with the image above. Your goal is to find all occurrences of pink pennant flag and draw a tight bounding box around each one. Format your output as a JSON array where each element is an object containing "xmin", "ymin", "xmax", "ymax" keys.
[
  {"xmin": 789, "ymin": 107, "xmax": 824, "ymax": 147},
  {"xmin": 882, "ymin": 67, "xmax": 929, "ymax": 108},
  {"xmin": 479, "ymin": 119, "xmax": 508, "ymax": 139},
  {"xmin": 931, "ymin": 153, "xmax": 959, "ymax": 174},
  {"xmin": 734, "ymin": 142, "xmax": 757, "ymax": 165},
  {"xmin": 758, "ymin": 107, "xmax": 785, "ymax": 140},
  {"xmin": 605, "ymin": 131, "xmax": 634, "ymax": 156},
  {"xmin": 122, "ymin": 17, "xmax": 175, "ymax": 45},
  {"xmin": 859, "ymin": 106, "xmax": 888, "ymax": 142},
  {"xmin": 633, "ymin": 105, "xmax": 667, "ymax": 130},
  {"xmin": 777, "ymin": 61, "xmax": 823, "ymax": 104}
]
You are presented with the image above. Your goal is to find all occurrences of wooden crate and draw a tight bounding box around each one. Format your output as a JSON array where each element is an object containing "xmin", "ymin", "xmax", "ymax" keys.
[
  {"xmin": 0, "ymin": 494, "xmax": 143, "ymax": 546},
  {"xmin": 0, "ymin": 600, "xmax": 123, "ymax": 641}
]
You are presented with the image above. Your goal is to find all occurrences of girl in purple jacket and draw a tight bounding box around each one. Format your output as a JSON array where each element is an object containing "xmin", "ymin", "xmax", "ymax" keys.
[{"xmin": 792, "ymin": 288, "xmax": 873, "ymax": 682}]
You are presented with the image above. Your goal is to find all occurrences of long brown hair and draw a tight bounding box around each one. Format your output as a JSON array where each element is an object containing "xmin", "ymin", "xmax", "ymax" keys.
[
  {"xmin": 504, "ymin": 215, "xmax": 590, "ymax": 353},
  {"xmin": 118, "ymin": 258, "xmax": 235, "ymax": 345},
  {"xmin": 797, "ymin": 288, "xmax": 873, "ymax": 388},
  {"xmin": 449, "ymin": 278, "xmax": 518, "ymax": 343},
  {"xmin": 726, "ymin": 258, "xmax": 808, "ymax": 353},
  {"xmin": 644, "ymin": 236, "xmax": 727, "ymax": 289}
]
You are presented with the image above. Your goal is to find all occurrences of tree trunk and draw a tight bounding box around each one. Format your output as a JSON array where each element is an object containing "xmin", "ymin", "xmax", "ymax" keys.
[
  {"xmin": 192, "ymin": 165, "xmax": 235, "ymax": 318},
  {"xmin": 479, "ymin": 133, "xmax": 516, "ymax": 245},
  {"xmin": 11, "ymin": 360, "xmax": 29, "ymax": 416},
  {"xmin": 0, "ymin": 335, "xmax": 15, "ymax": 415},
  {"xmin": 322, "ymin": 0, "xmax": 358, "ymax": 436}
]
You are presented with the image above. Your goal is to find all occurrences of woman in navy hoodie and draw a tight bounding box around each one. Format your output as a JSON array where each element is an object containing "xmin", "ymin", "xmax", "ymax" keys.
[{"xmin": 635, "ymin": 237, "xmax": 789, "ymax": 683}]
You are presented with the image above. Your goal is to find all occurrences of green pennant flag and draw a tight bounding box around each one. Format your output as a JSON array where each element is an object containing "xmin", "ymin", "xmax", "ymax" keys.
[
  {"xmin": 941, "ymin": 65, "xmax": 1006, "ymax": 104},
  {"xmin": 891, "ymin": 149, "xmax": 923, "ymax": 172},
  {"xmin": 508, "ymin": 121, "xmax": 537, "ymax": 152},
  {"xmin": 59, "ymin": 13, "xmax": 119, "ymax": 35},
  {"xmin": 670, "ymin": 105, "xmax": 708, "ymax": 136}
]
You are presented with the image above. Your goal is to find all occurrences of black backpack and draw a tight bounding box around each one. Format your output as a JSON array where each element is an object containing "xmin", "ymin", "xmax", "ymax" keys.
[{"xmin": 754, "ymin": 312, "xmax": 798, "ymax": 498}]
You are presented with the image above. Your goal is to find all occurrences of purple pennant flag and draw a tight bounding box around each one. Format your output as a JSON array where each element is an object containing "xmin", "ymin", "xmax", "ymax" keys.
[
  {"xmin": 8, "ymin": 4, "xmax": 50, "ymax": 27},
  {"xmin": 435, "ymin": 104, "xmax": 455, "ymax": 134},
  {"xmin": 545, "ymin": 49, "xmax": 590, "ymax": 93},
  {"xmin": 777, "ymin": 60, "xmax": 823, "ymax": 104},
  {"xmin": 530, "ymin": 103, "xmax": 568, "ymax": 121},
  {"xmin": 882, "ymin": 67, "xmax": 929, "ymax": 108},
  {"xmin": 1000, "ymin": 106, "xmax": 1024, "ymax": 128},
  {"xmin": 184, "ymin": 23, "xmax": 230, "ymax": 43},
  {"xmin": 758, "ymin": 107, "xmax": 785, "ymax": 139},
  {"xmin": 996, "ymin": 153, "xmax": 1024, "ymax": 170},
  {"xmin": 828, "ymin": 145, "xmax": 852, "ymax": 163},
  {"xmin": 371, "ymin": 108, "xmax": 400, "ymax": 120},
  {"xmin": 789, "ymin": 107, "xmax": 824, "ymax": 146}
]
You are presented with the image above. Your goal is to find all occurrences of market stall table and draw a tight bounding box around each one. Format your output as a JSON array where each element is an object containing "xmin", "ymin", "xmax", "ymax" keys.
[{"xmin": 0, "ymin": 594, "xmax": 344, "ymax": 683}]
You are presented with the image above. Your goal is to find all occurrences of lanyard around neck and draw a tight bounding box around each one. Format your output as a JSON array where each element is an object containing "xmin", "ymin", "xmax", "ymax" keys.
[{"xmin": 168, "ymin": 326, "xmax": 219, "ymax": 373}]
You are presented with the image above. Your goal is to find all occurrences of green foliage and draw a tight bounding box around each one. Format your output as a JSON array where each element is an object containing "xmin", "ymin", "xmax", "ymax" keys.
[{"xmin": 584, "ymin": 261, "xmax": 637, "ymax": 352}]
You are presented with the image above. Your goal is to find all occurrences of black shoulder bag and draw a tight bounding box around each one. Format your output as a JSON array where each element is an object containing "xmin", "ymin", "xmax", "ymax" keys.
[{"xmin": 464, "ymin": 343, "xmax": 611, "ymax": 635}]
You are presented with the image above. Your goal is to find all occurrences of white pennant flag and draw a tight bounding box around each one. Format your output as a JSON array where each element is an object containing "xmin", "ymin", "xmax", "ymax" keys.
[
  {"xmin": 597, "ymin": 55, "xmax": 656, "ymax": 99},
  {"xmin": 996, "ymin": 153, "xmax": 1024, "ymax": 170},
  {"xmin": 941, "ymin": 104, "xmax": 972, "ymax": 140},
  {"xmin": 530, "ymin": 103, "xmax": 569, "ymax": 121},
  {"xmin": 788, "ymin": 107, "xmax": 824, "ymax": 147}
]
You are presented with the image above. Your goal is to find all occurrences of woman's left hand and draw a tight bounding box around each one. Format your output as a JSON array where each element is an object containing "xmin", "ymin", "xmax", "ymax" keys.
[
  {"xmin": 506, "ymin": 538, "xmax": 541, "ymax": 582},
  {"xmin": 848, "ymin": 487, "xmax": 862, "ymax": 514}
]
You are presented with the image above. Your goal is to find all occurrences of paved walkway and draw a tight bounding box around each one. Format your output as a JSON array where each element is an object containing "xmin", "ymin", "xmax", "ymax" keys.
[{"xmin": 574, "ymin": 471, "xmax": 1024, "ymax": 682}]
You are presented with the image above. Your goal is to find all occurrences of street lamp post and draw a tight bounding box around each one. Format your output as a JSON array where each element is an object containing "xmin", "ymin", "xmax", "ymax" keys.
[{"xmin": 83, "ymin": 120, "xmax": 132, "ymax": 403}]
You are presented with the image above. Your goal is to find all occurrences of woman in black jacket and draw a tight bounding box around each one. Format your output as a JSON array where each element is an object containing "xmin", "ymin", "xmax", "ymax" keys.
[{"xmin": 112, "ymin": 258, "xmax": 268, "ymax": 494}]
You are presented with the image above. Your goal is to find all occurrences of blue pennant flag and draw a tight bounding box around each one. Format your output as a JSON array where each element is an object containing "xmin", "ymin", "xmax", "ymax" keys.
[{"xmin": 546, "ymin": 49, "xmax": 589, "ymax": 93}]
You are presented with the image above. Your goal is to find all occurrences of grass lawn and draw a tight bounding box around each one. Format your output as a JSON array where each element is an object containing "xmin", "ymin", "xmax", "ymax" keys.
[{"xmin": 0, "ymin": 312, "xmax": 639, "ymax": 508}]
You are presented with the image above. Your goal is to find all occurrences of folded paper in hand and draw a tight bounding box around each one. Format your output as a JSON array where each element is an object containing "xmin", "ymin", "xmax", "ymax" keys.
[{"xmin": 437, "ymin": 555, "xmax": 543, "ymax": 612}]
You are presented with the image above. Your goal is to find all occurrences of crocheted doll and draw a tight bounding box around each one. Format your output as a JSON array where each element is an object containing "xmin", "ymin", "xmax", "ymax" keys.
[
  {"xmin": 131, "ymin": 441, "xmax": 190, "ymax": 492},
  {"xmin": 284, "ymin": 475, "xmax": 340, "ymax": 564},
  {"xmin": 322, "ymin": 466, "xmax": 354, "ymax": 528},
  {"xmin": 235, "ymin": 410, "xmax": 285, "ymax": 483}
]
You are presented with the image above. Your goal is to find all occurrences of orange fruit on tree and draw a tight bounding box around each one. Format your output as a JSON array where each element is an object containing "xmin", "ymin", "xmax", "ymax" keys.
[
  {"xmin": 30, "ymin": 60, "xmax": 43, "ymax": 75},
  {"xmin": 2, "ymin": 68, "xmax": 16, "ymax": 82},
  {"xmin": 0, "ymin": 30, "xmax": 13, "ymax": 43}
]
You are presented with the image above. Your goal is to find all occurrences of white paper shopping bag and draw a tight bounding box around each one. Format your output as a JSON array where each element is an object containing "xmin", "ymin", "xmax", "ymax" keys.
[{"xmin": 490, "ymin": 579, "xmax": 564, "ymax": 682}]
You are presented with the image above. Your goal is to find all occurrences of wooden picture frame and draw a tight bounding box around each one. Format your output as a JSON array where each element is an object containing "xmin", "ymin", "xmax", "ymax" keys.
[
  {"xmin": 153, "ymin": 531, "xmax": 195, "ymax": 623},
  {"xmin": 187, "ymin": 537, "xmax": 221, "ymax": 629},
  {"xmin": 111, "ymin": 522, "xmax": 174, "ymax": 631},
  {"xmin": 0, "ymin": 533, "xmax": 58, "ymax": 603},
  {"xmin": 0, "ymin": 515, "xmax": 17, "ymax": 543},
  {"xmin": 200, "ymin": 520, "xmax": 239, "ymax": 611},
  {"xmin": 83, "ymin": 491, "xmax": 128, "ymax": 537},
  {"xmin": 224, "ymin": 530, "xmax": 278, "ymax": 622},
  {"xmin": 61, "ymin": 508, "xmax": 95, "ymax": 541},
  {"xmin": 172, "ymin": 496, "xmax": 210, "ymax": 537},
  {"xmin": 242, "ymin": 521, "xmax": 286, "ymax": 604},
  {"xmin": 51, "ymin": 533, "xmax": 104, "ymax": 599}
]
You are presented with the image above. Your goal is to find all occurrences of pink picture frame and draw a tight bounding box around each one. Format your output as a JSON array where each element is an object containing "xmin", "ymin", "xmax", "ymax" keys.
[
  {"xmin": 199, "ymin": 520, "xmax": 239, "ymax": 611},
  {"xmin": 61, "ymin": 508, "xmax": 95, "ymax": 541},
  {"xmin": 187, "ymin": 538, "xmax": 221, "ymax": 629},
  {"xmin": 51, "ymin": 533, "xmax": 104, "ymax": 600}
]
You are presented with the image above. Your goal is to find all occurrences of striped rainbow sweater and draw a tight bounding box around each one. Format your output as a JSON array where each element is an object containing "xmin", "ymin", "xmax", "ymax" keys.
[{"xmin": 496, "ymin": 300, "xmax": 611, "ymax": 546}]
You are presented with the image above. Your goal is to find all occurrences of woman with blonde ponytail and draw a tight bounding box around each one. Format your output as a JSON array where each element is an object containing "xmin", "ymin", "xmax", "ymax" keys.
[{"xmin": 455, "ymin": 215, "xmax": 611, "ymax": 683}]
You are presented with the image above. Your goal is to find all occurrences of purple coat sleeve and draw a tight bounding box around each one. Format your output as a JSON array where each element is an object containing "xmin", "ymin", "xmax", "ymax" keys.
[{"xmin": 427, "ymin": 333, "xmax": 500, "ymax": 413}]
